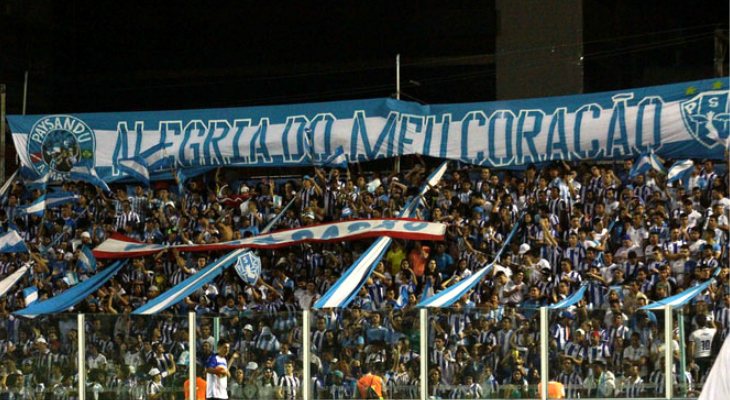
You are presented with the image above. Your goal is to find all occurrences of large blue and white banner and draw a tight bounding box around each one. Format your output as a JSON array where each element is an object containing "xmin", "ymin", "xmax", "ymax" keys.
[{"xmin": 7, "ymin": 79, "xmax": 728, "ymax": 181}]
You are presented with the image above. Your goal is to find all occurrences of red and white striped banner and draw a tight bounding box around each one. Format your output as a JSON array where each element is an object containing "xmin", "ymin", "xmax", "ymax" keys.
[{"xmin": 94, "ymin": 218, "xmax": 445, "ymax": 259}]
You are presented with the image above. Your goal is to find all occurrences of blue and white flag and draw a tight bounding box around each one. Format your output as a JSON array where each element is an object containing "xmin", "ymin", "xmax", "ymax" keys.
[
  {"xmin": 394, "ymin": 284, "xmax": 412, "ymax": 309},
  {"xmin": 22, "ymin": 170, "xmax": 49, "ymax": 191},
  {"xmin": 19, "ymin": 192, "xmax": 79, "ymax": 217},
  {"xmin": 118, "ymin": 156, "xmax": 150, "ymax": 186},
  {"xmin": 548, "ymin": 285, "xmax": 588, "ymax": 309},
  {"xmin": 420, "ymin": 278, "xmax": 434, "ymax": 302},
  {"xmin": 234, "ymin": 252, "xmax": 261, "ymax": 285},
  {"xmin": 64, "ymin": 271, "xmax": 79, "ymax": 286},
  {"xmin": 0, "ymin": 231, "xmax": 29, "ymax": 253},
  {"xmin": 419, "ymin": 264, "xmax": 494, "ymax": 308},
  {"xmin": 69, "ymin": 164, "xmax": 110, "ymax": 192},
  {"xmin": 667, "ymin": 159, "xmax": 695, "ymax": 183},
  {"xmin": 314, "ymin": 161, "xmax": 449, "ymax": 309},
  {"xmin": 640, "ymin": 273, "xmax": 717, "ymax": 310},
  {"xmin": 318, "ymin": 147, "xmax": 348, "ymax": 169},
  {"xmin": 0, "ymin": 170, "xmax": 18, "ymax": 201},
  {"xmin": 629, "ymin": 149, "xmax": 666, "ymax": 178},
  {"xmin": 0, "ymin": 265, "xmax": 29, "ymax": 298},
  {"xmin": 76, "ymin": 245, "xmax": 97, "ymax": 273},
  {"xmin": 23, "ymin": 287, "xmax": 39, "ymax": 306}
]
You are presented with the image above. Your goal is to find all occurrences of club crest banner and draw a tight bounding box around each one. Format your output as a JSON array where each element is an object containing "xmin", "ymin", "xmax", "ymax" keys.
[
  {"xmin": 234, "ymin": 252, "xmax": 261, "ymax": 285},
  {"xmin": 7, "ymin": 79, "xmax": 728, "ymax": 182}
]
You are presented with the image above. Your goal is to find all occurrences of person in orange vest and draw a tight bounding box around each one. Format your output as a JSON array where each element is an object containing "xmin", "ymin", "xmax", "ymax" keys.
[
  {"xmin": 184, "ymin": 369, "xmax": 207, "ymax": 400},
  {"xmin": 538, "ymin": 380, "xmax": 565, "ymax": 399},
  {"xmin": 357, "ymin": 362, "xmax": 386, "ymax": 399}
]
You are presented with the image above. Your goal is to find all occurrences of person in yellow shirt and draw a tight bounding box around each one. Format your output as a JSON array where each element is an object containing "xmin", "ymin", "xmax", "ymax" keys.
[{"xmin": 385, "ymin": 241, "xmax": 406, "ymax": 275}]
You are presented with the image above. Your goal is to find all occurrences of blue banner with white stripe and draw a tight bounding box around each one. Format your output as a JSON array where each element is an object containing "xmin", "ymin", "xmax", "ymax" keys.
[
  {"xmin": 418, "ymin": 214, "xmax": 523, "ymax": 308},
  {"xmin": 7, "ymin": 79, "xmax": 728, "ymax": 182},
  {"xmin": 14, "ymin": 260, "xmax": 128, "ymax": 316}
]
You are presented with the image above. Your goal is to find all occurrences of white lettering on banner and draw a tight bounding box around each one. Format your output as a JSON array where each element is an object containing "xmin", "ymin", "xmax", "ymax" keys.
[
  {"xmin": 93, "ymin": 218, "xmax": 446, "ymax": 259},
  {"xmin": 8, "ymin": 80, "xmax": 730, "ymax": 179}
]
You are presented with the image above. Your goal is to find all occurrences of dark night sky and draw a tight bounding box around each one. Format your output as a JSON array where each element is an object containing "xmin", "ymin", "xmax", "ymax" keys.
[{"xmin": 0, "ymin": 0, "xmax": 727, "ymax": 115}]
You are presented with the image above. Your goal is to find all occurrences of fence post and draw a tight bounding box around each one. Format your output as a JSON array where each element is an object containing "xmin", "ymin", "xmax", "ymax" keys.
[
  {"xmin": 78, "ymin": 314, "xmax": 86, "ymax": 400},
  {"xmin": 420, "ymin": 308, "xmax": 428, "ymax": 400},
  {"xmin": 540, "ymin": 307, "xmax": 548, "ymax": 400},
  {"xmin": 189, "ymin": 312, "xmax": 197, "ymax": 400},
  {"xmin": 303, "ymin": 309, "xmax": 311, "ymax": 400},
  {"xmin": 213, "ymin": 316, "xmax": 220, "ymax": 347},
  {"xmin": 665, "ymin": 304, "xmax": 673, "ymax": 399}
]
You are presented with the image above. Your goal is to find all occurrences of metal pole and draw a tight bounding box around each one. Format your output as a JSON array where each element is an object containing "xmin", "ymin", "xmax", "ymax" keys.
[
  {"xmin": 213, "ymin": 316, "xmax": 219, "ymax": 348},
  {"xmin": 189, "ymin": 312, "xmax": 197, "ymax": 400},
  {"xmin": 0, "ymin": 84, "xmax": 5, "ymax": 184},
  {"xmin": 395, "ymin": 54, "xmax": 401, "ymax": 174},
  {"xmin": 78, "ymin": 314, "xmax": 86, "ymax": 400},
  {"xmin": 419, "ymin": 308, "xmax": 428, "ymax": 400},
  {"xmin": 396, "ymin": 54, "xmax": 401, "ymax": 100},
  {"xmin": 302, "ymin": 309, "xmax": 311, "ymax": 400},
  {"xmin": 664, "ymin": 305, "xmax": 673, "ymax": 400},
  {"xmin": 716, "ymin": 28, "xmax": 727, "ymax": 78},
  {"xmin": 540, "ymin": 307, "xmax": 548, "ymax": 400},
  {"xmin": 22, "ymin": 71, "xmax": 28, "ymax": 115},
  {"xmin": 678, "ymin": 309, "xmax": 687, "ymax": 396}
]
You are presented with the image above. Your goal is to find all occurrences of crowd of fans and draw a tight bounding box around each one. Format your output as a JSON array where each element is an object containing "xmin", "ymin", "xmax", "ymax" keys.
[{"xmin": 0, "ymin": 155, "xmax": 728, "ymax": 399}]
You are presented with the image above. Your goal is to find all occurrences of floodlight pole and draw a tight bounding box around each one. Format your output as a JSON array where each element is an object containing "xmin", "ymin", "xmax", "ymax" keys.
[
  {"xmin": 1, "ymin": 84, "xmax": 6, "ymax": 184},
  {"xmin": 395, "ymin": 54, "xmax": 401, "ymax": 173},
  {"xmin": 22, "ymin": 71, "xmax": 28, "ymax": 115}
]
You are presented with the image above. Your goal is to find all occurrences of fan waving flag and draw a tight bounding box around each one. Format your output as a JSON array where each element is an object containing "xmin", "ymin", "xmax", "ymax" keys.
[
  {"xmin": 118, "ymin": 156, "xmax": 150, "ymax": 186},
  {"xmin": 629, "ymin": 149, "xmax": 666, "ymax": 177},
  {"xmin": 77, "ymin": 245, "xmax": 97, "ymax": 273},
  {"xmin": 19, "ymin": 192, "xmax": 79, "ymax": 217},
  {"xmin": 0, "ymin": 265, "xmax": 30, "ymax": 298},
  {"xmin": 0, "ymin": 170, "xmax": 18, "ymax": 201},
  {"xmin": 0, "ymin": 231, "xmax": 29, "ymax": 253},
  {"xmin": 318, "ymin": 147, "xmax": 348, "ymax": 169},
  {"xmin": 419, "ymin": 214, "xmax": 524, "ymax": 308},
  {"xmin": 667, "ymin": 159, "xmax": 695, "ymax": 184},
  {"xmin": 23, "ymin": 287, "xmax": 39, "ymax": 306},
  {"xmin": 314, "ymin": 161, "xmax": 449, "ymax": 309},
  {"xmin": 69, "ymin": 164, "xmax": 110, "ymax": 192},
  {"xmin": 22, "ymin": 169, "xmax": 49, "ymax": 191},
  {"xmin": 548, "ymin": 285, "xmax": 588, "ymax": 309}
]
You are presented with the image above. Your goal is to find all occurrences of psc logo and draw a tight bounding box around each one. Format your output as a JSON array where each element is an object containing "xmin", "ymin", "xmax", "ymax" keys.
[
  {"xmin": 27, "ymin": 115, "xmax": 96, "ymax": 174},
  {"xmin": 680, "ymin": 90, "xmax": 730, "ymax": 148}
]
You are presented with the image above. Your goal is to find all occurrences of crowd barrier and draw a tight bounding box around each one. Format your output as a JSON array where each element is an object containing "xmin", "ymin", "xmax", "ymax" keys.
[{"xmin": 0, "ymin": 305, "xmax": 706, "ymax": 400}]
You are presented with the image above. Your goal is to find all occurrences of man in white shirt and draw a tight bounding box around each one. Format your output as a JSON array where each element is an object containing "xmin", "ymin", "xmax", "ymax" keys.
[
  {"xmin": 205, "ymin": 341, "xmax": 230, "ymax": 400},
  {"xmin": 688, "ymin": 316, "xmax": 717, "ymax": 379},
  {"xmin": 502, "ymin": 271, "xmax": 527, "ymax": 305}
]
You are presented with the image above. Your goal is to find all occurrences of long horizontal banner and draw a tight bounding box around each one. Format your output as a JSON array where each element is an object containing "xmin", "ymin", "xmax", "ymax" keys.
[
  {"xmin": 7, "ymin": 79, "xmax": 728, "ymax": 181},
  {"xmin": 94, "ymin": 218, "xmax": 445, "ymax": 259}
]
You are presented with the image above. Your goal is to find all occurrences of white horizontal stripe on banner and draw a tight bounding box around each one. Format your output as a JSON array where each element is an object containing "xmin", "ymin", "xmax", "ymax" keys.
[{"xmin": 94, "ymin": 218, "xmax": 445, "ymax": 259}]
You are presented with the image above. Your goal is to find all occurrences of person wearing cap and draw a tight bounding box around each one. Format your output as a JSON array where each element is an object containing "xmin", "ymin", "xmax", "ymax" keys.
[
  {"xmin": 254, "ymin": 327, "xmax": 281, "ymax": 355},
  {"xmin": 552, "ymin": 311, "xmax": 574, "ymax": 352},
  {"xmin": 587, "ymin": 330, "xmax": 611, "ymax": 367},
  {"xmin": 147, "ymin": 368, "xmax": 164, "ymax": 400}
]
